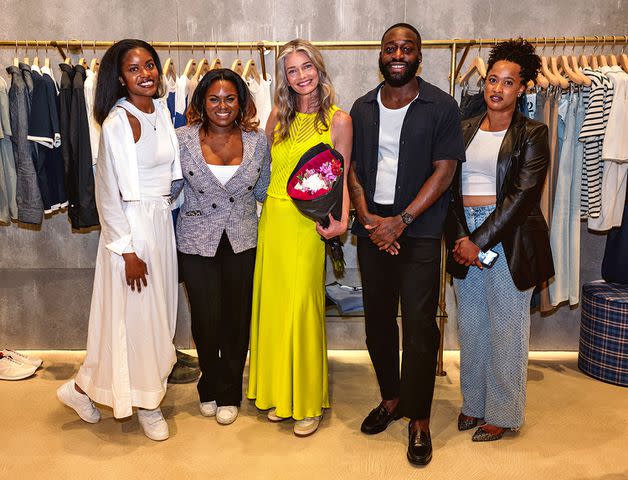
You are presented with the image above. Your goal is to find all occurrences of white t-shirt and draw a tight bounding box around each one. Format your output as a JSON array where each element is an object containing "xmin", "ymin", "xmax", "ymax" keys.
[
  {"xmin": 374, "ymin": 89, "xmax": 415, "ymax": 204},
  {"xmin": 462, "ymin": 128, "xmax": 506, "ymax": 196}
]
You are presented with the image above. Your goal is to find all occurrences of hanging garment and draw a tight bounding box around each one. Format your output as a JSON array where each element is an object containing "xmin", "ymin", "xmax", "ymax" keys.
[
  {"xmin": 84, "ymin": 68, "xmax": 100, "ymax": 166},
  {"xmin": 163, "ymin": 75, "xmax": 177, "ymax": 124},
  {"xmin": 27, "ymin": 66, "xmax": 54, "ymax": 212},
  {"xmin": 579, "ymin": 68, "xmax": 614, "ymax": 219},
  {"xmin": 549, "ymin": 90, "xmax": 583, "ymax": 306},
  {"xmin": 6, "ymin": 63, "xmax": 43, "ymax": 224},
  {"xmin": 67, "ymin": 64, "xmax": 98, "ymax": 228},
  {"xmin": 247, "ymin": 74, "xmax": 273, "ymax": 130},
  {"xmin": 459, "ymin": 89, "xmax": 485, "ymax": 120},
  {"xmin": 41, "ymin": 66, "xmax": 67, "ymax": 211},
  {"xmin": 0, "ymin": 75, "xmax": 17, "ymax": 223},
  {"xmin": 174, "ymin": 75, "xmax": 188, "ymax": 128},
  {"xmin": 601, "ymin": 198, "xmax": 628, "ymax": 285},
  {"xmin": 587, "ymin": 67, "xmax": 628, "ymax": 232}
]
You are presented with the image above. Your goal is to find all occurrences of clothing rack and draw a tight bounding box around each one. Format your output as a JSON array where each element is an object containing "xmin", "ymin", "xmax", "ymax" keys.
[{"xmin": 2, "ymin": 33, "xmax": 626, "ymax": 376}]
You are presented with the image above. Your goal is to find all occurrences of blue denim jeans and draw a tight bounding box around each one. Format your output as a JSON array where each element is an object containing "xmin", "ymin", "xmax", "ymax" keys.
[
  {"xmin": 453, "ymin": 205, "xmax": 534, "ymax": 429},
  {"xmin": 549, "ymin": 91, "xmax": 582, "ymax": 306}
]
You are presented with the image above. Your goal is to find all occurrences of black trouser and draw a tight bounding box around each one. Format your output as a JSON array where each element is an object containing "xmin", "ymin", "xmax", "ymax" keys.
[
  {"xmin": 357, "ymin": 234, "xmax": 441, "ymax": 420},
  {"xmin": 179, "ymin": 232, "xmax": 255, "ymax": 406}
]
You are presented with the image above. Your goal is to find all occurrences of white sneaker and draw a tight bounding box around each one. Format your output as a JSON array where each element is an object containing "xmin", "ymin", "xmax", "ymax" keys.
[
  {"xmin": 267, "ymin": 408, "xmax": 289, "ymax": 422},
  {"xmin": 216, "ymin": 406, "xmax": 238, "ymax": 425},
  {"xmin": 138, "ymin": 408, "xmax": 169, "ymax": 441},
  {"xmin": 294, "ymin": 415, "xmax": 322, "ymax": 437},
  {"xmin": 199, "ymin": 400, "xmax": 217, "ymax": 417},
  {"xmin": 1, "ymin": 349, "xmax": 43, "ymax": 368},
  {"xmin": 56, "ymin": 380, "xmax": 101, "ymax": 423},
  {"xmin": 0, "ymin": 354, "xmax": 37, "ymax": 380}
]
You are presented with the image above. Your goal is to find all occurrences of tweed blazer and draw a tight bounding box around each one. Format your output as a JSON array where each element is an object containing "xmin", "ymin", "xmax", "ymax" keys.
[{"xmin": 175, "ymin": 125, "xmax": 271, "ymax": 257}]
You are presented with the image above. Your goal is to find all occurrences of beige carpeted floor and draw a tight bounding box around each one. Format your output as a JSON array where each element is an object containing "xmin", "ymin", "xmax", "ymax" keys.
[{"xmin": 0, "ymin": 351, "xmax": 626, "ymax": 480}]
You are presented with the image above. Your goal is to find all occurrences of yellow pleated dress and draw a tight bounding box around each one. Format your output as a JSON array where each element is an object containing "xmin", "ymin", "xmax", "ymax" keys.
[{"xmin": 247, "ymin": 106, "xmax": 339, "ymax": 420}]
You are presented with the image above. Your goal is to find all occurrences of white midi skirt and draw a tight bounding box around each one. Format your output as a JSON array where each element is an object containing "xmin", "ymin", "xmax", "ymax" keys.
[{"xmin": 75, "ymin": 197, "xmax": 177, "ymax": 418}]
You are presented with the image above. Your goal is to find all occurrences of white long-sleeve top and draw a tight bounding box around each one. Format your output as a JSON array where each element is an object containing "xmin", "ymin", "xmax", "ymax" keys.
[{"xmin": 96, "ymin": 98, "xmax": 182, "ymax": 255}]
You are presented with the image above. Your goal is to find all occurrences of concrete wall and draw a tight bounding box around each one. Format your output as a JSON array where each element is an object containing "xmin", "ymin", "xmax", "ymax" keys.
[{"xmin": 0, "ymin": 0, "xmax": 625, "ymax": 349}]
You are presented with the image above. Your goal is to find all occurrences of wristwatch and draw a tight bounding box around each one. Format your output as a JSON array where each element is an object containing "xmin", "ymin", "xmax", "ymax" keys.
[{"xmin": 400, "ymin": 210, "xmax": 414, "ymax": 225}]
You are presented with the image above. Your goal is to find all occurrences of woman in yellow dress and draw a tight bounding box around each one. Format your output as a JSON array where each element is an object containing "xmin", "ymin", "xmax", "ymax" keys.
[{"xmin": 247, "ymin": 39, "xmax": 352, "ymax": 437}]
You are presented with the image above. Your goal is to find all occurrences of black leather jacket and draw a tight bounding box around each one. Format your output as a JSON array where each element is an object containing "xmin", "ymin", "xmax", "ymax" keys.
[{"xmin": 445, "ymin": 110, "xmax": 555, "ymax": 290}]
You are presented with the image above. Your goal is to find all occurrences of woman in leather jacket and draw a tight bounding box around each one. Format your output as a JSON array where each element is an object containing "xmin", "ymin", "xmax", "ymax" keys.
[{"xmin": 446, "ymin": 39, "xmax": 554, "ymax": 441}]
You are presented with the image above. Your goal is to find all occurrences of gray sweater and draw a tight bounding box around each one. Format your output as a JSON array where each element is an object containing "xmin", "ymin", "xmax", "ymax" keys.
[{"xmin": 175, "ymin": 125, "xmax": 271, "ymax": 257}]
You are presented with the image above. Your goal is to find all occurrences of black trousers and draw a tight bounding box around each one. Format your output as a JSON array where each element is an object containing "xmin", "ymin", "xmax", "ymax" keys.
[
  {"xmin": 179, "ymin": 233, "xmax": 256, "ymax": 406},
  {"xmin": 357, "ymin": 235, "xmax": 441, "ymax": 420}
]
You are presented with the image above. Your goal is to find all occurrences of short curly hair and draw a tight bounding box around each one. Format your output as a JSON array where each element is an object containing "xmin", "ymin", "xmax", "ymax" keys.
[{"xmin": 487, "ymin": 38, "xmax": 541, "ymax": 85}]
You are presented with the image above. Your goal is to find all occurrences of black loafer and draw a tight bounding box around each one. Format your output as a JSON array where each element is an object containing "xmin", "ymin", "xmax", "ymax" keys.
[
  {"xmin": 407, "ymin": 425, "xmax": 432, "ymax": 466},
  {"xmin": 360, "ymin": 403, "xmax": 401, "ymax": 435}
]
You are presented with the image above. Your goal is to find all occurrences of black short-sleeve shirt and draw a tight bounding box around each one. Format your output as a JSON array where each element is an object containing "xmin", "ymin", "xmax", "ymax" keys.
[{"xmin": 350, "ymin": 77, "xmax": 465, "ymax": 239}]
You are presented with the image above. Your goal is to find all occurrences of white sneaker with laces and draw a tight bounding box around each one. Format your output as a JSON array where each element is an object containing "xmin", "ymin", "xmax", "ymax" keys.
[
  {"xmin": 216, "ymin": 406, "xmax": 238, "ymax": 425},
  {"xmin": 0, "ymin": 354, "xmax": 37, "ymax": 380},
  {"xmin": 56, "ymin": 380, "xmax": 101, "ymax": 423},
  {"xmin": 199, "ymin": 400, "xmax": 217, "ymax": 417},
  {"xmin": 1, "ymin": 349, "xmax": 43, "ymax": 368},
  {"xmin": 138, "ymin": 408, "xmax": 169, "ymax": 441},
  {"xmin": 294, "ymin": 415, "xmax": 322, "ymax": 437}
]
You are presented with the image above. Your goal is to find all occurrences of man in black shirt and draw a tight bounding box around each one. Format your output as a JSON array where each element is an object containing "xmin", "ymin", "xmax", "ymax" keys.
[{"xmin": 349, "ymin": 23, "xmax": 465, "ymax": 466}]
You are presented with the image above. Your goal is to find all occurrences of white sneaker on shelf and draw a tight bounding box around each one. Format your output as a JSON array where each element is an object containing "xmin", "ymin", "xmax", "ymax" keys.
[
  {"xmin": 199, "ymin": 400, "xmax": 217, "ymax": 417},
  {"xmin": 1, "ymin": 349, "xmax": 43, "ymax": 368},
  {"xmin": 138, "ymin": 408, "xmax": 169, "ymax": 441},
  {"xmin": 216, "ymin": 406, "xmax": 238, "ymax": 425},
  {"xmin": 0, "ymin": 354, "xmax": 37, "ymax": 380},
  {"xmin": 267, "ymin": 408, "xmax": 289, "ymax": 423},
  {"xmin": 294, "ymin": 415, "xmax": 322, "ymax": 437},
  {"xmin": 56, "ymin": 380, "xmax": 101, "ymax": 423}
]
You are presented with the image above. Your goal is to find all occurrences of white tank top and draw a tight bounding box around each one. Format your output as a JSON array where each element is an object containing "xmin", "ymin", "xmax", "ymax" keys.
[
  {"xmin": 121, "ymin": 100, "xmax": 174, "ymax": 197},
  {"xmin": 208, "ymin": 164, "xmax": 239, "ymax": 186},
  {"xmin": 462, "ymin": 128, "xmax": 506, "ymax": 196},
  {"xmin": 374, "ymin": 89, "xmax": 416, "ymax": 204}
]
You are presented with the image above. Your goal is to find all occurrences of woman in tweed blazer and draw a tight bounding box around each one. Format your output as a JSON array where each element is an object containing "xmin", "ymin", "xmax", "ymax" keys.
[{"xmin": 175, "ymin": 69, "xmax": 270, "ymax": 425}]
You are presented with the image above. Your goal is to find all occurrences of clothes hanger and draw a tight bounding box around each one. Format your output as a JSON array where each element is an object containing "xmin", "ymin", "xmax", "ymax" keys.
[
  {"xmin": 193, "ymin": 44, "xmax": 209, "ymax": 82},
  {"xmin": 89, "ymin": 41, "xmax": 100, "ymax": 72},
  {"xmin": 559, "ymin": 38, "xmax": 582, "ymax": 85},
  {"xmin": 163, "ymin": 43, "xmax": 176, "ymax": 79},
  {"xmin": 532, "ymin": 38, "xmax": 549, "ymax": 88},
  {"xmin": 64, "ymin": 40, "xmax": 72, "ymax": 65},
  {"xmin": 258, "ymin": 44, "xmax": 268, "ymax": 80},
  {"xmin": 620, "ymin": 37, "xmax": 628, "ymax": 73},
  {"xmin": 44, "ymin": 41, "xmax": 50, "ymax": 69},
  {"xmin": 597, "ymin": 36, "xmax": 610, "ymax": 67},
  {"xmin": 458, "ymin": 40, "xmax": 487, "ymax": 86},
  {"xmin": 231, "ymin": 43, "xmax": 244, "ymax": 76},
  {"xmin": 183, "ymin": 44, "xmax": 197, "ymax": 78},
  {"xmin": 590, "ymin": 37, "xmax": 601, "ymax": 69},
  {"xmin": 243, "ymin": 44, "xmax": 261, "ymax": 83},
  {"xmin": 608, "ymin": 36, "xmax": 618, "ymax": 67},
  {"xmin": 549, "ymin": 39, "xmax": 569, "ymax": 89},
  {"xmin": 540, "ymin": 38, "xmax": 560, "ymax": 86},
  {"xmin": 23, "ymin": 41, "xmax": 30, "ymax": 65},
  {"xmin": 13, "ymin": 41, "xmax": 19, "ymax": 66},
  {"xmin": 32, "ymin": 41, "xmax": 40, "ymax": 68},
  {"xmin": 210, "ymin": 42, "xmax": 222, "ymax": 70},
  {"xmin": 567, "ymin": 37, "xmax": 590, "ymax": 85}
]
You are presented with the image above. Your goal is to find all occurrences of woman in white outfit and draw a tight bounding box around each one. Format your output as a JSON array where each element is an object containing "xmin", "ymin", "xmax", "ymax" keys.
[{"xmin": 57, "ymin": 39, "xmax": 182, "ymax": 441}]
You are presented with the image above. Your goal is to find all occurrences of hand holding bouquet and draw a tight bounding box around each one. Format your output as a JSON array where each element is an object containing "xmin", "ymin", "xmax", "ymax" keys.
[{"xmin": 287, "ymin": 143, "xmax": 346, "ymax": 275}]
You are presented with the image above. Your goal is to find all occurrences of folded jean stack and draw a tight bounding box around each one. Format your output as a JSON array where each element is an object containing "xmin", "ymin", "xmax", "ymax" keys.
[{"xmin": 0, "ymin": 349, "xmax": 43, "ymax": 380}]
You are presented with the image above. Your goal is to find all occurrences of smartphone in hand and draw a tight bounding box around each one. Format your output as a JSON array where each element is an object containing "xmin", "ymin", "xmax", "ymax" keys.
[{"xmin": 478, "ymin": 249, "xmax": 499, "ymax": 268}]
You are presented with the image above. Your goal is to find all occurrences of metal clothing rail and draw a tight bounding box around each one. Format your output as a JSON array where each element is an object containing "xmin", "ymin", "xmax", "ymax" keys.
[{"xmin": 2, "ymin": 33, "xmax": 626, "ymax": 375}]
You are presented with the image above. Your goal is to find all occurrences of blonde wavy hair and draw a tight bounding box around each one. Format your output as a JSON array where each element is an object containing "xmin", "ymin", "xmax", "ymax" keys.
[{"xmin": 274, "ymin": 39, "xmax": 337, "ymax": 143}]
